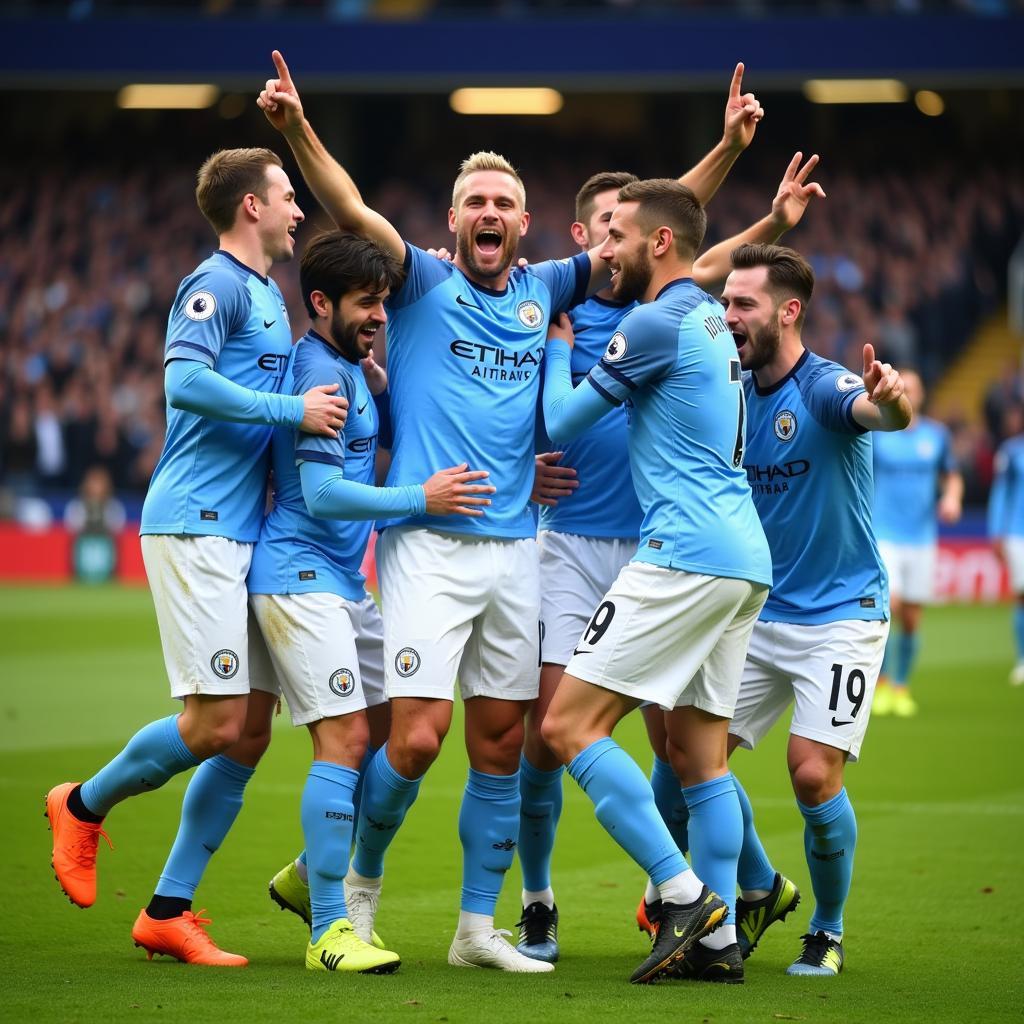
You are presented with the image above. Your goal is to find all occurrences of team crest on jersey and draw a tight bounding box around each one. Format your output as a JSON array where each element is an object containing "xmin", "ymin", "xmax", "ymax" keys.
[
  {"xmin": 210, "ymin": 649, "xmax": 239, "ymax": 679},
  {"xmin": 774, "ymin": 409, "xmax": 798, "ymax": 442},
  {"xmin": 183, "ymin": 291, "xmax": 217, "ymax": 322},
  {"xmin": 329, "ymin": 668, "xmax": 356, "ymax": 697},
  {"xmin": 395, "ymin": 647, "xmax": 420, "ymax": 677},
  {"xmin": 516, "ymin": 300, "xmax": 544, "ymax": 328},
  {"xmin": 835, "ymin": 373, "xmax": 862, "ymax": 393},
  {"xmin": 604, "ymin": 331, "xmax": 628, "ymax": 362}
]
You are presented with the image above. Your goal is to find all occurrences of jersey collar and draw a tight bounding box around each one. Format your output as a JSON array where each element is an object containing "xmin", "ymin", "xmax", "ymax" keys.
[
  {"xmin": 753, "ymin": 347, "xmax": 810, "ymax": 397},
  {"xmin": 215, "ymin": 249, "xmax": 269, "ymax": 285},
  {"xmin": 654, "ymin": 276, "xmax": 695, "ymax": 301}
]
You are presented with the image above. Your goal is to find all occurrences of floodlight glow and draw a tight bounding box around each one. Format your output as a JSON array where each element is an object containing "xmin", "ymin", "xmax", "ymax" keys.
[
  {"xmin": 450, "ymin": 88, "xmax": 564, "ymax": 116},
  {"xmin": 803, "ymin": 79, "xmax": 908, "ymax": 104},
  {"xmin": 914, "ymin": 90, "xmax": 945, "ymax": 116},
  {"xmin": 117, "ymin": 84, "xmax": 220, "ymax": 110}
]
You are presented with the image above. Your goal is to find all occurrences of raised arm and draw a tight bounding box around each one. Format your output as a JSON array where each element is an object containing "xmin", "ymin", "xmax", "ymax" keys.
[
  {"xmin": 258, "ymin": 50, "xmax": 404, "ymax": 261},
  {"xmin": 692, "ymin": 151, "xmax": 826, "ymax": 293},
  {"xmin": 852, "ymin": 344, "xmax": 913, "ymax": 432},
  {"xmin": 679, "ymin": 62, "xmax": 764, "ymax": 207}
]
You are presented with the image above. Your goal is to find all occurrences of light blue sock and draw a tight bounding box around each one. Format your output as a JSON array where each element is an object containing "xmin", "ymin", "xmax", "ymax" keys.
[
  {"xmin": 459, "ymin": 768, "xmax": 520, "ymax": 915},
  {"xmin": 518, "ymin": 755, "xmax": 564, "ymax": 894},
  {"xmin": 732, "ymin": 772, "xmax": 776, "ymax": 893},
  {"xmin": 880, "ymin": 628, "xmax": 896, "ymax": 677},
  {"xmin": 650, "ymin": 756, "xmax": 689, "ymax": 856},
  {"xmin": 295, "ymin": 744, "xmax": 377, "ymax": 870},
  {"xmin": 351, "ymin": 744, "xmax": 422, "ymax": 879},
  {"xmin": 567, "ymin": 738, "xmax": 687, "ymax": 886},
  {"xmin": 154, "ymin": 755, "xmax": 254, "ymax": 899},
  {"xmin": 799, "ymin": 788, "xmax": 857, "ymax": 937},
  {"xmin": 80, "ymin": 714, "xmax": 199, "ymax": 817},
  {"xmin": 302, "ymin": 761, "xmax": 360, "ymax": 942},
  {"xmin": 892, "ymin": 631, "xmax": 920, "ymax": 686},
  {"xmin": 1014, "ymin": 605, "xmax": 1024, "ymax": 660},
  {"xmin": 683, "ymin": 774, "xmax": 742, "ymax": 924}
]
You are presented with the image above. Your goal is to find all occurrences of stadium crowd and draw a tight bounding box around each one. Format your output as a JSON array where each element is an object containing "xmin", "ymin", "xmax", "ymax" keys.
[{"xmin": 0, "ymin": 157, "xmax": 1021, "ymax": 505}]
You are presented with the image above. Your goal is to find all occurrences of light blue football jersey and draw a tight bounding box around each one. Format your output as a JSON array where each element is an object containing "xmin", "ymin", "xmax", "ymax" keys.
[
  {"xmin": 539, "ymin": 295, "xmax": 643, "ymax": 539},
  {"xmin": 248, "ymin": 331, "xmax": 377, "ymax": 602},
  {"xmin": 141, "ymin": 251, "xmax": 292, "ymax": 542},
  {"xmin": 585, "ymin": 278, "xmax": 771, "ymax": 586},
  {"xmin": 380, "ymin": 243, "xmax": 590, "ymax": 538},
  {"xmin": 988, "ymin": 435, "xmax": 1024, "ymax": 539},
  {"xmin": 743, "ymin": 349, "xmax": 888, "ymax": 625},
  {"xmin": 873, "ymin": 417, "xmax": 956, "ymax": 544}
]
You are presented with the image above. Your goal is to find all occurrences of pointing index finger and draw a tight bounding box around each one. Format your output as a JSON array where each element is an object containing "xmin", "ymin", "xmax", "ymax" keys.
[
  {"xmin": 729, "ymin": 62, "xmax": 744, "ymax": 99},
  {"xmin": 272, "ymin": 49, "xmax": 293, "ymax": 85}
]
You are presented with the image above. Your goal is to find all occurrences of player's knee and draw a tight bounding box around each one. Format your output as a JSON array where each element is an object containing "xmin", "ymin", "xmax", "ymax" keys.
[
  {"xmin": 391, "ymin": 724, "xmax": 442, "ymax": 777},
  {"xmin": 539, "ymin": 710, "xmax": 572, "ymax": 764},
  {"xmin": 789, "ymin": 757, "xmax": 842, "ymax": 806},
  {"xmin": 312, "ymin": 714, "xmax": 370, "ymax": 766},
  {"xmin": 188, "ymin": 718, "xmax": 243, "ymax": 758},
  {"xmin": 522, "ymin": 727, "xmax": 560, "ymax": 772}
]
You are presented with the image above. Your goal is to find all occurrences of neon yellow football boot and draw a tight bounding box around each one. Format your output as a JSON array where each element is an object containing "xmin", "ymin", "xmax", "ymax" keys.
[{"xmin": 306, "ymin": 919, "xmax": 399, "ymax": 974}]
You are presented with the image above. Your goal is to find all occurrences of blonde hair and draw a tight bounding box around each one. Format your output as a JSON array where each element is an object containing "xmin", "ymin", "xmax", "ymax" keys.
[{"xmin": 451, "ymin": 151, "xmax": 526, "ymax": 210}]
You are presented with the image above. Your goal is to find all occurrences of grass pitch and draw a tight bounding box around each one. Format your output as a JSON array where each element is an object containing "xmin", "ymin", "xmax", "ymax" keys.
[{"xmin": 2, "ymin": 586, "xmax": 1022, "ymax": 1023}]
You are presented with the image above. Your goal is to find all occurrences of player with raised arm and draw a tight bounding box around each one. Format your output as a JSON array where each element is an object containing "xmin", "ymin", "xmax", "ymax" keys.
[
  {"xmin": 45, "ymin": 148, "xmax": 347, "ymax": 965},
  {"xmin": 988, "ymin": 404, "xmax": 1024, "ymax": 685},
  {"xmin": 872, "ymin": 371, "xmax": 963, "ymax": 717},
  {"xmin": 523, "ymin": 149, "xmax": 826, "ymax": 966},
  {"xmin": 710, "ymin": 243, "xmax": 911, "ymax": 978},
  {"xmin": 540, "ymin": 179, "xmax": 773, "ymax": 984}
]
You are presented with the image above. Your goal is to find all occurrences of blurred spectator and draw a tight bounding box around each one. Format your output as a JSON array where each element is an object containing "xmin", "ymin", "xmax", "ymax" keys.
[{"xmin": 64, "ymin": 465, "xmax": 125, "ymax": 583}]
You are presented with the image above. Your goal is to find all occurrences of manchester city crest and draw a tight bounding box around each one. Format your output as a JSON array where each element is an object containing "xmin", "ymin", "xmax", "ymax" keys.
[
  {"xmin": 516, "ymin": 300, "xmax": 543, "ymax": 328},
  {"xmin": 395, "ymin": 647, "xmax": 421, "ymax": 677},
  {"xmin": 329, "ymin": 668, "xmax": 356, "ymax": 697},
  {"xmin": 210, "ymin": 649, "xmax": 239, "ymax": 679},
  {"xmin": 774, "ymin": 409, "xmax": 797, "ymax": 442}
]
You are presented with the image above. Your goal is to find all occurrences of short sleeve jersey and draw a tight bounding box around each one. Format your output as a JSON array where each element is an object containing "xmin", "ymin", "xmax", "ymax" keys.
[
  {"xmin": 539, "ymin": 295, "xmax": 643, "ymax": 539},
  {"xmin": 988, "ymin": 435, "xmax": 1024, "ymax": 540},
  {"xmin": 247, "ymin": 331, "xmax": 378, "ymax": 602},
  {"xmin": 586, "ymin": 278, "xmax": 772, "ymax": 587},
  {"xmin": 872, "ymin": 417, "xmax": 956, "ymax": 544},
  {"xmin": 140, "ymin": 251, "xmax": 293, "ymax": 542},
  {"xmin": 743, "ymin": 349, "xmax": 888, "ymax": 625},
  {"xmin": 381, "ymin": 243, "xmax": 589, "ymax": 538}
]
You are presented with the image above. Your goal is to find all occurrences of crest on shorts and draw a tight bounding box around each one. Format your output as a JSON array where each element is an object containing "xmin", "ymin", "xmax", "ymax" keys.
[
  {"xmin": 329, "ymin": 668, "xmax": 356, "ymax": 697},
  {"xmin": 211, "ymin": 649, "xmax": 239, "ymax": 679},
  {"xmin": 774, "ymin": 409, "xmax": 797, "ymax": 442},
  {"xmin": 395, "ymin": 647, "xmax": 421, "ymax": 677},
  {"xmin": 517, "ymin": 300, "xmax": 543, "ymax": 329},
  {"xmin": 835, "ymin": 373, "xmax": 862, "ymax": 393},
  {"xmin": 183, "ymin": 291, "xmax": 217, "ymax": 322},
  {"xmin": 604, "ymin": 331, "xmax": 627, "ymax": 362}
]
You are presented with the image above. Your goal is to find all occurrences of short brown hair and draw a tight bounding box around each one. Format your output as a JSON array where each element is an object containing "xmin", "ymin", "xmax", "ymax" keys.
[
  {"xmin": 574, "ymin": 171, "xmax": 638, "ymax": 225},
  {"xmin": 730, "ymin": 243, "xmax": 815, "ymax": 327},
  {"xmin": 452, "ymin": 151, "xmax": 525, "ymax": 210},
  {"xmin": 195, "ymin": 147, "xmax": 283, "ymax": 235},
  {"xmin": 299, "ymin": 231, "xmax": 406, "ymax": 318},
  {"xmin": 616, "ymin": 178, "xmax": 706, "ymax": 260}
]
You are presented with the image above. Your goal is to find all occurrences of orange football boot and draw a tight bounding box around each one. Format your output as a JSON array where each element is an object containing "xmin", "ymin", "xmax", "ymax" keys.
[
  {"xmin": 46, "ymin": 782, "xmax": 112, "ymax": 908},
  {"xmin": 131, "ymin": 908, "xmax": 248, "ymax": 966},
  {"xmin": 636, "ymin": 893, "xmax": 662, "ymax": 940}
]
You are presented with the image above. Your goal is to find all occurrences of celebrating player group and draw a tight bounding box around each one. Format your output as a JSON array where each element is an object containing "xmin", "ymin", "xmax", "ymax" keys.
[{"xmin": 45, "ymin": 51, "xmax": 912, "ymax": 985}]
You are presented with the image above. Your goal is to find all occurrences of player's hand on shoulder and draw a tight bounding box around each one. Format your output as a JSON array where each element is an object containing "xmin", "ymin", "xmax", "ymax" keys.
[
  {"xmin": 301, "ymin": 383, "xmax": 348, "ymax": 438},
  {"xmin": 422, "ymin": 464, "xmax": 496, "ymax": 517},
  {"xmin": 770, "ymin": 152, "xmax": 826, "ymax": 233},
  {"xmin": 723, "ymin": 62, "xmax": 764, "ymax": 152},
  {"xmin": 360, "ymin": 353, "xmax": 387, "ymax": 395},
  {"xmin": 547, "ymin": 312, "xmax": 575, "ymax": 349},
  {"xmin": 531, "ymin": 451, "xmax": 579, "ymax": 507},
  {"xmin": 257, "ymin": 49, "xmax": 305, "ymax": 133},
  {"xmin": 426, "ymin": 247, "xmax": 453, "ymax": 262}
]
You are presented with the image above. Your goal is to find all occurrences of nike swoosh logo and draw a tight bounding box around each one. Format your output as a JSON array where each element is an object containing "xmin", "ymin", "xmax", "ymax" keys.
[
  {"xmin": 456, "ymin": 294, "xmax": 482, "ymax": 310},
  {"xmin": 673, "ymin": 925, "xmax": 687, "ymax": 937},
  {"xmin": 357, "ymin": 402, "xmax": 368, "ymax": 415},
  {"xmin": 831, "ymin": 717, "xmax": 853, "ymax": 727},
  {"xmin": 263, "ymin": 319, "xmax": 276, "ymax": 329},
  {"xmin": 572, "ymin": 647, "xmax": 590, "ymax": 656}
]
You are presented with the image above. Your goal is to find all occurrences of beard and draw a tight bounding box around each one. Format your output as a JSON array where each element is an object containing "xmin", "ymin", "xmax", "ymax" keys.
[
  {"xmin": 328, "ymin": 309, "xmax": 372, "ymax": 363},
  {"xmin": 739, "ymin": 316, "xmax": 782, "ymax": 373},
  {"xmin": 456, "ymin": 224, "xmax": 519, "ymax": 281},
  {"xmin": 611, "ymin": 247, "xmax": 653, "ymax": 304}
]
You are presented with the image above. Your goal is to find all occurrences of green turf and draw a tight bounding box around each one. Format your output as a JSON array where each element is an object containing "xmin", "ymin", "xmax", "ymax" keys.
[{"xmin": 3, "ymin": 586, "xmax": 1023, "ymax": 1023}]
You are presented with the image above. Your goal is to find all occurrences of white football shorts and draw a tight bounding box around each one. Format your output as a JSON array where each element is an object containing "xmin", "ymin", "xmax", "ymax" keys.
[
  {"xmin": 1004, "ymin": 537, "xmax": 1024, "ymax": 593},
  {"xmin": 877, "ymin": 541, "xmax": 936, "ymax": 605},
  {"xmin": 729, "ymin": 617, "xmax": 889, "ymax": 762},
  {"xmin": 141, "ymin": 534, "xmax": 253, "ymax": 698},
  {"xmin": 539, "ymin": 530, "xmax": 637, "ymax": 666},
  {"xmin": 248, "ymin": 592, "xmax": 386, "ymax": 726},
  {"xmin": 377, "ymin": 527, "xmax": 541, "ymax": 701},
  {"xmin": 564, "ymin": 561, "xmax": 768, "ymax": 716}
]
